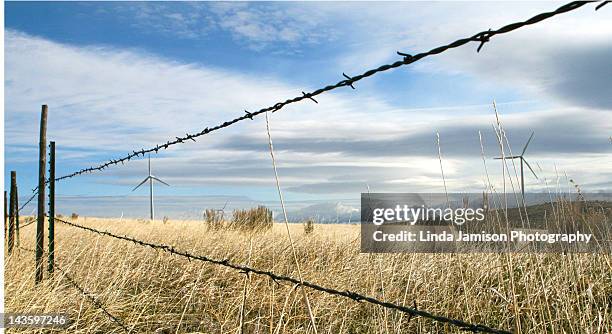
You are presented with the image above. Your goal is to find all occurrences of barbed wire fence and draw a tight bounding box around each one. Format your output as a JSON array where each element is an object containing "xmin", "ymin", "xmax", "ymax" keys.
[{"xmin": 7, "ymin": 1, "xmax": 608, "ymax": 333}]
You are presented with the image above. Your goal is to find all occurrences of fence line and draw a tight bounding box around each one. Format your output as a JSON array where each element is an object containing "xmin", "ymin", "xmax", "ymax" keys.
[
  {"xmin": 17, "ymin": 247, "xmax": 131, "ymax": 333},
  {"xmin": 54, "ymin": 217, "xmax": 512, "ymax": 334},
  {"xmin": 43, "ymin": 1, "xmax": 600, "ymax": 185}
]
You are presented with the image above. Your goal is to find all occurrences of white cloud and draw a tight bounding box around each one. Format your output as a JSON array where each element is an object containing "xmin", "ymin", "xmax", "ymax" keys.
[
  {"xmin": 5, "ymin": 30, "xmax": 447, "ymax": 187},
  {"xmin": 212, "ymin": 3, "xmax": 337, "ymax": 46},
  {"xmin": 5, "ymin": 29, "xmax": 295, "ymax": 153},
  {"xmin": 162, "ymin": 1, "xmax": 612, "ymax": 110},
  {"xmin": 5, "ymin": 27, "xmax": 611, "ymax": 197},
  {"xmin": 106, "ymin": 2, "xmax": 340, "ymax": 52},
  {"xmin": 323, "ymin": 2, "xmax": 612, "ymax": 109}
]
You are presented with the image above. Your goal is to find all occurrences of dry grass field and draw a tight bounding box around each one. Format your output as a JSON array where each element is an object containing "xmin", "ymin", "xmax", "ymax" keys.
[{"xmin": 4, "ymin": 216, "xmax": 611, "ymax": 333}]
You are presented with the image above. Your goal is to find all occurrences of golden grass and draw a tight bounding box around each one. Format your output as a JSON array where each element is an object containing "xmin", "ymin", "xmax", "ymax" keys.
[{"xmin": 5, "ymin": 217, "xmax": 611, "ymax": 333}]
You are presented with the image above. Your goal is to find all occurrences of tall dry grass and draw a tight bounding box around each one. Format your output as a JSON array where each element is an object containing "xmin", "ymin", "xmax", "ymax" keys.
[{"xmin": 4, "ymin": 216, "xmax": 611, "ymax": 333}]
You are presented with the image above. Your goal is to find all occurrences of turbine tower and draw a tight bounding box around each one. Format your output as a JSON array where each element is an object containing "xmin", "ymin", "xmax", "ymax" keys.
[
  {"xmin": 494, "ymin": 131, "xmax": 538, "ymax": 200},
  {"xmin": 132, "ymin": 155, "xmax": 169, "ymax": 221}
]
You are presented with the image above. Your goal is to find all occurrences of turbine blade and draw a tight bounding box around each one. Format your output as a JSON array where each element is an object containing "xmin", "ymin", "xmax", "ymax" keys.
[
  {"xmin": 523, "ymin": 158, "xmax": 538, "ymax": 180},
  {"xmin": 494, "ymin": 156, "xmax": 520, "ymax": 160},
  {"xmin": 132, "ymin": 177, "xmax": 150, "ymax": 191},
  {"xmin": 151, "ymin": 176, "xmax": 170, "ymax": 186},
  {"xmin": 521, "ymin": 131, "xmax": 535, "ymax": 156}
]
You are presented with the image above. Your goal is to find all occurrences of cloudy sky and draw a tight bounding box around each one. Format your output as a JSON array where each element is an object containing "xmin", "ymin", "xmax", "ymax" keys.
[{"xmin": 4, "ymin": 2, "xmax": 612, "ymax": 217}]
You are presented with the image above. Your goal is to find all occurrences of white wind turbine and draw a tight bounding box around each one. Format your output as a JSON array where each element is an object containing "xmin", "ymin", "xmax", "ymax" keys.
[
  {"xmin": 494, "ymin": 131, "xmax": 538, "ymax": 200},
  {"xmin": 132, "ymin": 155, "xmax": 169, "ymax": 221}
]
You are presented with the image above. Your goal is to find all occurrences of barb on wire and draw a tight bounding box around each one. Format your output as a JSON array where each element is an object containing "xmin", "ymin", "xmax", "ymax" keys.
[
  {"xmin": 302, "ymin": 91, "xmax": 319, "ymax": 104},
  {"xmin": 46, "ymin": 1, "xmax": 598, "ymax": 185},
  {"xmin": 476, "ymin": 29, "xmax": 492, "ymax": 52},
  {"xmin": 17, "ymin": 247, "xmax": 131, "ymax": 333},
  {"xmin": 55, "ymin": 217, "xmax": 512, "ymax": 334},
  {"xmin": 342, "ymin": 73, "xmax": 356, "ymax": 89},
  {"xmin": 596, "ymin": 1, "xmax": 609, "ymax": 10}
]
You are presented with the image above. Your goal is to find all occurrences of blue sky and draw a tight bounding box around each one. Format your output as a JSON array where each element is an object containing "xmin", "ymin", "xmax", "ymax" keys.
[{"xmin": 4, "ymin": 2, "xmax": 611, "ymax": 218}]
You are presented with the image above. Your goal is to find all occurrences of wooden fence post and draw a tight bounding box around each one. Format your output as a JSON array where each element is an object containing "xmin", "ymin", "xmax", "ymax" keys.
[
  {"xmin": 48, "ymin": 141, "xmax": 55, "ymax": 275},
  {"xmin": 4, "ymin": 191, "xmax": 7, "ymax": 242},
  {"xmin": 8, "ymin": 171, "xmax": 16, "ymax": 254},
  {"xmin": 35, "ymin": 105, "xmax": 48, "ymax": 284}
]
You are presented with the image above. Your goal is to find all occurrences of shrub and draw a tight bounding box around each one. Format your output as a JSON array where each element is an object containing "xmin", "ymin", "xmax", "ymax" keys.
[
  {"xmin": 303, "ymin": 219, "xmax": 315, "ymax": 235},
  {"xmin": 204, "ymin": 209, "xmax": 224, "ymax": 230},
  {"xmin": 71, "ymin": 213, "xmax": 79, "ymax": 220},
  {"xmin": 230, "ymin": 206, "xmax": 273, "ymax": 232}
]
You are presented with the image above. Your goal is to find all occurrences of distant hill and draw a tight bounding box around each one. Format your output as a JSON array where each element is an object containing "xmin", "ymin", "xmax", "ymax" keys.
[
  {"xmin": 491, "ymin": 200, "xmax": 612, "ymax": 230},
  {"xmin": 287, "ymin": 202, "xmax": 359, "ymax": 224}
]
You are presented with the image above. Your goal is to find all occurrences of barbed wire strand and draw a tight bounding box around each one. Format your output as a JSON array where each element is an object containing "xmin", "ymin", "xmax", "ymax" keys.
[
  {"xmin": 19, "ymin": 220, "xmax": 35, "ymax": 229},
  {"xmin": 18, "ymin": 192, "xmax": 37, "ymax": 213},
  {"xmin": 54, "ymin": 265, "xmax": 132, "ymax": 333},
  {"xmin": 17, "ymin": 247, "xmax": 131, "ymax": 333},
  {"xmin": 44, "ymin": 1, "xmax": 599, "ymax": 186},
  {"xmin": 54, "ymin": 217, "xmax": 512, "ymax": 334},
  {"xmin": 19, "ymin": 212, "xmax": 51, "ymax": 228}
]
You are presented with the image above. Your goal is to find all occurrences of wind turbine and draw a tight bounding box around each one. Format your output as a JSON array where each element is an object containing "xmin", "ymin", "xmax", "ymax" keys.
[
  {"xmin": 494, "ymin": 131, "xmax": 538, "ymax": 200},
  {"xmin": 132, "ymin": 155, "xmax": 169, "ymax": 221}
]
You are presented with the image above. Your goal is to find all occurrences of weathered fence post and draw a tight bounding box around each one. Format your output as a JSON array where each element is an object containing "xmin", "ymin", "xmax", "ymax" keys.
[
  {"xmin": 8, "ymin": 171, "xmax": 16, "ymax": 254},
  {"xmin": 48, "ymin": 141, "xmax": 55, "ymax": 276},
  {"xmin": 4, "ymin": 191, "xmax": 7, "ymax": 242},
  {"xmin": 35, "ymin": 105, "xmax": 48, "ymax": 284}
]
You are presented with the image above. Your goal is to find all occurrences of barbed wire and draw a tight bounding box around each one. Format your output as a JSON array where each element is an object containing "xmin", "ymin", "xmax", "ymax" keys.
[
  {"xmin": 19, "ymin": 220, "xmax": 35, "ymax": 228},
  {"xmin": 18, "ymin": 192, "xmax": 37, "ymax": 213},
  {"xmin": 55, "ymin": 217, "xmax": 512, "ymax": 334},
  {"xmin": 17, "ymin": 247, "xmax": 131, "ymax": 333},
  {"xmin": 54, "ymin": 264, "xmax": 132, "ymax": 333},
  {"xmin": 46, "ymin": 1, "xmax": 601, "ymax": 185},
  {"xmin": 18, "ymin": 213, "xmax": 49, "ymax": 228}
]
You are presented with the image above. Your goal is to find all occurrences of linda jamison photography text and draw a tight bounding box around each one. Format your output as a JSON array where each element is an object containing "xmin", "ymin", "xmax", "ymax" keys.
[
  {"xmin": 372, "ymin": 230, "xmax": 593, "ymax": 244},
  {"xmin": 361, "ymin": 193, "xmax": 611, "ymax": 253}
]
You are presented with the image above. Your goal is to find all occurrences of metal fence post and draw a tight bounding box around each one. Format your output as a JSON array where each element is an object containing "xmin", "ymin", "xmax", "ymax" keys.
[
  {"xmin": 15, "ymin": 182, "xmax": 20, "ymax": 247},
  {"xmin": 8, "ymin": 171, "xmax": 16, "ymax": 254},
  {"xmin": 48, "ymin": 141, "xmax": 55, "ymax": 276},
  {"xmin": 35, "ymin": 105, "xmax": 48, "ymax": 284}
]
